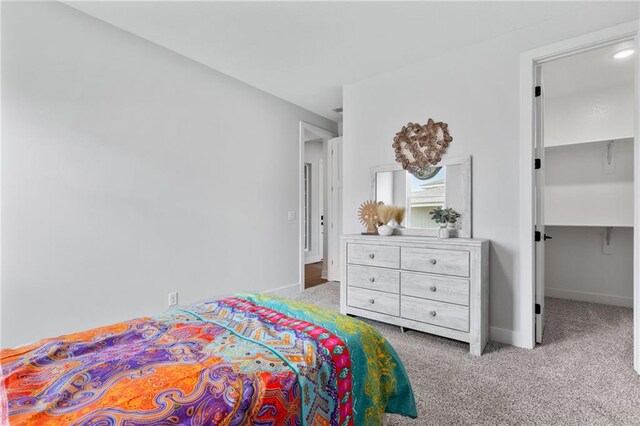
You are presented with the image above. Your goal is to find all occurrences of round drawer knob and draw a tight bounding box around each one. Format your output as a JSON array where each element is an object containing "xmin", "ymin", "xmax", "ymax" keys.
[
  {"xmin": 429, "ymin": 310, "xmax": 437, "ymax": 317},
  {"xmin": 429, "ymin": 258, "xmax": 437, "ymax": 265},
  {"xmin": 429, "ymin": 285, "xmax": 437, "ymax": 292},
  {"xmin": 369, "ymin": 253, "xmax": 375, "ymax": 259},
  {"xmin": 369, "ymin": 277, "xmax": 376, "ymax": 283},
  {"xmin": 369, "ymin": 298, "xmax": 375, "ymax": 304}
]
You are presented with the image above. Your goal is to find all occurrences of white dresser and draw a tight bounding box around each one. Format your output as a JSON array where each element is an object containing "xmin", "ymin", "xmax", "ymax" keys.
[{"xmin": 340, "ymin": 234, "xmax": 490, "ymax": 355}]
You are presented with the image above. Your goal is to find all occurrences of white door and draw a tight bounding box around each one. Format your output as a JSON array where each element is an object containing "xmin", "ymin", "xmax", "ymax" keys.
[
  {"xmin": 633, "ymin": 32, "xmax": 640, "ymax": 374},
  {"xmin": 534, "ymin": 65, "xmax": 546, "ymax": 344},
  {"xmin": 318, "ymin": 159, "xmax": 324, "ymax": 263},
  {"xmin": 328, "ymin": 137, "xmax": 343, "ymax": 282},
  {"xmin": 634, "ymin": 29, "xmax": 640, "ymax": 375}
]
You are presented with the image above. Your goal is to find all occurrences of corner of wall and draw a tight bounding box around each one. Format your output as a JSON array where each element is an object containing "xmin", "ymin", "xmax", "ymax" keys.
[
  {"xmin": 490, "ymin": 327, "xmax": 533, "ymax": 349},
  {"xmin": 262, "ymin": 283, "xmax": 302, "ymax": 299}
]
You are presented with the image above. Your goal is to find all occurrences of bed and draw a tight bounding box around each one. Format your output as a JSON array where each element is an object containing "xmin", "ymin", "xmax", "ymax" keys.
[{"xmin": 1, "ymin": 294, "xmax": 417, "ymax": 425}]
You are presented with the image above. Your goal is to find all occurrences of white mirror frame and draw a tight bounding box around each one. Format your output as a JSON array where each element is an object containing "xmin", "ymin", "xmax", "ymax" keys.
[{"xmin": 370, "ymin": 155, "xmax": 472, "ymax": 238}]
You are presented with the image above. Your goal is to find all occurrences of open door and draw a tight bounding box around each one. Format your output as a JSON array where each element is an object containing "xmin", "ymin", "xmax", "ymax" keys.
[
  {"xmin": 634, "ymin": 29, "xmax": 640, "ymax": 375},
  {"xmin": 328, "ymin": 136, "xmax": 343, "ymax": 282},
  {"xmin": 534, "ymin": 65, "xmax": 546, "ymax": 344},
  {"xmin": 319, "ymin": 158, "xmax": 325, "ymax": 269}
]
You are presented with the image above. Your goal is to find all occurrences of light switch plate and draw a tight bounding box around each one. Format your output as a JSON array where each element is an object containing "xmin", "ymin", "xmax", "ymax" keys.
[
  {"xmin": 168, "ymin": 292, "xmax": 178, "ymax": 306},
  {"xmin": 288, "ymin": 211, "xmax": 296, "ymax": 221}
]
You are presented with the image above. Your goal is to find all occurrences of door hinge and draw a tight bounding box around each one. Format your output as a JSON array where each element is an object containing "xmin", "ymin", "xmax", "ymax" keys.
[
  {"xmin": 535, "ymin": 231, "xmax": 541, "ymax": 242},
  {"xmin": 535, "ymin": 86, "xmax": 541, "ymax": 97},
  {"xmin": 535, "ymin": 158, "xmax": 541, "ymax": 169},
  {"xmin": 535, "ymin": 303, "xmax": 541, "ymax": 315}
]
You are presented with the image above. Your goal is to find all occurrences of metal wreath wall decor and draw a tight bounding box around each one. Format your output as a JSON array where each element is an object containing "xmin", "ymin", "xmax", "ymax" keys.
[{"xmin": 392, "ymin": 118, "xmax": 453, "ymax": 176}]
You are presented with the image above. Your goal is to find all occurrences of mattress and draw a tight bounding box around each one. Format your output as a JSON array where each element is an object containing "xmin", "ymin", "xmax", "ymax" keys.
[{"xmin": 1, "ymin": 294, "xmax": 417, "ymax": 425}]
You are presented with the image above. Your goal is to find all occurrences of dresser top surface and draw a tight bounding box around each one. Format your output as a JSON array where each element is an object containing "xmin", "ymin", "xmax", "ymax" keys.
[{"xmin": 341, "ymin": 234, "xmax": 489, "ymax": 246}]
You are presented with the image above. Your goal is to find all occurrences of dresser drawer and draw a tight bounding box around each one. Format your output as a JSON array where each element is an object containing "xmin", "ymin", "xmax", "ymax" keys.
[
  {"xmin": 348, "ymin": 265, "xmax": 399, "ymax": 294},
  {"xmin": 348, "ymin": 287, "xmax": 400, "ymax": 316},
  {"xmin": 402, "ymin": 296, "xmax": 469, "ymax": 332},
  {"xmin": 348, "ymin": 243, "xmax": 400, "ymax": 269},
  {"xmin": 401, "ymin": 272, "xmax": 469, "ymax": 306},
  {"xmin": 401, "ymin": 247, "xmax": 470, "ymax": 277}
]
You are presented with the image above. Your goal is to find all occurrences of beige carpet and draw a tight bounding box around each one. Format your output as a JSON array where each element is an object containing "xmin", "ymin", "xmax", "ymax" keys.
[{"xmin": 293, "ymin": 282, "xmax": 640, "ymax": 425}]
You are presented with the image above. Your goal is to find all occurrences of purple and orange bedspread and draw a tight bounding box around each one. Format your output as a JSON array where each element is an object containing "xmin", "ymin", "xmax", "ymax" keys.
[{"xmin": 1, "ymin": 294, "xmax": 416, "ymax": 425}]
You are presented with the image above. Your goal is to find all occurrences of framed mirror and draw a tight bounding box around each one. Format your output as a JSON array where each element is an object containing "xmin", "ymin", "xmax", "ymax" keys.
[{"xmin": 370, "ymin": 155, "xmax": 472, "ymax": 237}]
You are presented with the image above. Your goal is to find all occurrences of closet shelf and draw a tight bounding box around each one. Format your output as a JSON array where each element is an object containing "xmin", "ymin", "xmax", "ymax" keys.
[
  {"xmin": 545, "ymin": 182, "xmax": 634, "ymax": 228},
  {"xmin": 544, "ymin": 134, "xmax": 634, "ymax": 228},
  {"xmin": 545, "ymin": 223, "xmax": 633, "ymax": 228},
  {"xmin": 545, "ymin": 136, "xmax": 633, "ymax": 150}
]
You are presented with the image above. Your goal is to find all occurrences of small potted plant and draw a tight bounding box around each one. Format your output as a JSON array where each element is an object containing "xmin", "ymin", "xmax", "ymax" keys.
[
  {"xmin": 445, "ymin": 208, "xmax": 461, "ymax": 235},
  {"xmin": 430, "ymin": 207, "xmax": 461, "ymax": 239}
]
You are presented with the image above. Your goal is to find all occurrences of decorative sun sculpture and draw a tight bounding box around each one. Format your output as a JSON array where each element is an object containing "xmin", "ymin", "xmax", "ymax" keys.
[
  {"xmin": 358, "ymin": 200, "xmax": 380, "ymax": 234},
  {"xmin": 392, "ymin": 118, "xmax": 453, "ymax": 177}
]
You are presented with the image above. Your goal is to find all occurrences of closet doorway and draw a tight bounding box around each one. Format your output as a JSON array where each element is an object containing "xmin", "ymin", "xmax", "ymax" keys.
[
  {"xmin": 521, "ymin": 23, "xmax": 639, "ymax": 372},
  {"xmin": 541, "ymin": 45, "xmax": 634, "ymax": 311}
]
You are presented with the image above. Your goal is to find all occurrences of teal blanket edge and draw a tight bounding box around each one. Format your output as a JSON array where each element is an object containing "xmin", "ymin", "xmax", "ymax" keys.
[{"xmin": 239, "ymin": 293, "xmax": 418, "ymax": 423}]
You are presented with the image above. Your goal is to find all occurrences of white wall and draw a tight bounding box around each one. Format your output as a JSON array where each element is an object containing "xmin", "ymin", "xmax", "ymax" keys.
[
  {"xmin": 545, "ymin": 84, "xmax": 634, "ymax": 147},
  {"xmin": 1, "ymin": 2, "xmax": 336, "ymax": 348},
  {"xmin": 545, "ymin": 226, "xmax": 633, "ymax": 307},
  {"xmin": 545, "ymin": 139, "xmax": 634, "ymax": 227},
  {"xmin": 342, "ymin": 5, "xmax": 638, "ymax": 346},
  {"xmin": 304, "ymin": 139, "xmax": 324, "ymax": 264}
]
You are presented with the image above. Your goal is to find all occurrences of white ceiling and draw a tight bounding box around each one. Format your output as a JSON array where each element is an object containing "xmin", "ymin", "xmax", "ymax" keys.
[
  {"xmin": 543, "ymin": 42, "xmax": 636, "ymax": 98},
  {"xmin": 66, "ymin": 1, "xmax": 624, "ymax": 122}
]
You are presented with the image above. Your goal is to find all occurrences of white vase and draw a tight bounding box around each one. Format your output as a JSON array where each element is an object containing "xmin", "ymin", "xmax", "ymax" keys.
[
  {"xmin": 447, "ymin": 222, "xmax": 457, "ymax": 237},
  {"xmin": 378, "ymin": 224, "xmax": 394, "ymax": 236},
  {"xmin": 438, "ymin": 225, "xmax": 450, "ymax": 239}
]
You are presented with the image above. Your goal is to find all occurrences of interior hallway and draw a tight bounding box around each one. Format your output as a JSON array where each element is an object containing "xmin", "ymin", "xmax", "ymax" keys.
[{"xmin": 305, "ymin": 261, "xmax": 328, "ymax": 288}]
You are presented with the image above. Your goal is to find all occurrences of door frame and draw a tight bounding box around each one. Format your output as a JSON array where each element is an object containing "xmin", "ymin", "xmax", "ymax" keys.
[
  {"xmin": 533, "ymin": 64, "xmax": 545, "ymax": 345},
  {"xmin": 299, "ymin": 121, "xmax": 337, "ymax": 292},
  {"xmin": 318, "ymin": 158, "xmax": 325, "ymax": 272},
  {"xmin": 327, "ymin": 136, "xmax": 343, "ymax": 282},
  {"xmin": 519, "ymin": 21, "xmax": 640, "ymax": 372}
]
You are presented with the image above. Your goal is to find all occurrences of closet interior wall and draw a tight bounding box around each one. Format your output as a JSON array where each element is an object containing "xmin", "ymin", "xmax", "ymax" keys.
[{"xmin": 544, "ymin": 64, "xmax": 634, "ymax": 308}]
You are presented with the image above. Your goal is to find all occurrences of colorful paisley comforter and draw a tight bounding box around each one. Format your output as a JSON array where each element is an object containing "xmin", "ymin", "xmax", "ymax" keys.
[{"xmin": 1, "ymin": 294, "xmax": 417, "ymax": 425}]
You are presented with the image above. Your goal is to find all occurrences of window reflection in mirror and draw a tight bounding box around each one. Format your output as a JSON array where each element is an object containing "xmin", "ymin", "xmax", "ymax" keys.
[
  {"xmin": 408, "ymin": 167, "xmax": 445, "ymax": 228},
  {"xmin": 376, "ymin": 166, "xmax": 457, "ymax": 229}
]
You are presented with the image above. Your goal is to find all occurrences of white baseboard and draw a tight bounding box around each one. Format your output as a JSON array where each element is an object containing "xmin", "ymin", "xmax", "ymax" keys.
[
  {"xmin": 321, "ymin": 269, "xmax": 328, "ymax": 280},
  {"xmin": 490, "ymin": 326, "xmax": 533, "ymax": 349},
  {"xmin": 546, "ymin": 287, "xmax": 633, "ymax": 308},
  {"xmin": 262, "ymin": 283, "xmax": 301, "ymax": 298},
  {"xmin": 490, "ymin": 326, "xmax": 515, "ymax": 346},
  {"xmin": 305, "ymin": 256, "xmax": 322, "ymax": 265}
]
